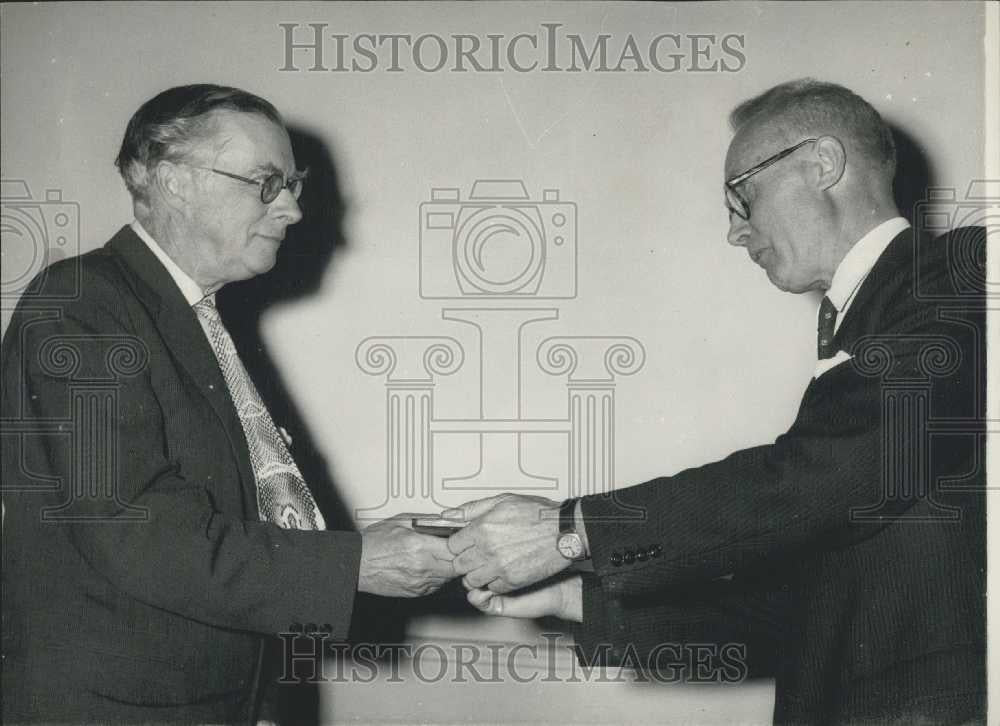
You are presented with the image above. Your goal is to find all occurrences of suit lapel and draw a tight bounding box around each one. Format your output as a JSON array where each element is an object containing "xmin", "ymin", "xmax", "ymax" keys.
[{"xmin": 106, "ymin": 226, "xmax": 259, "ymax": 517}]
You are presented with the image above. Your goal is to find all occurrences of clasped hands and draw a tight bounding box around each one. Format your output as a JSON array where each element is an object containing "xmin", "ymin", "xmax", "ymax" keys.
[
  {"xmin": 357, "ymin": 494, "xmax": 582, "ymax": 622},
  {"xmin": 446, "ymin": 494, "xmax": 583, "ymax": 622}
]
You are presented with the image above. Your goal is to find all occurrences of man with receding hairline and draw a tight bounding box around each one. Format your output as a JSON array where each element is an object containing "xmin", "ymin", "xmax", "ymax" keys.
[
  {"xmin": 1, "ymin": 84, "xmax": 457, "ymax": 723},
  {"xmin": 449, "ymin": 79, "xmax": 986, "ymax": 724}
]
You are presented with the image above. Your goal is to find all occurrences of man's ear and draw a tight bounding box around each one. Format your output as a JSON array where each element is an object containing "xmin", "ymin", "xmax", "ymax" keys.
[
  {"xmin": 813, "ymin": 135, "xmax": 846, "ymax": 191},
  {"xmin": 152, "ymin": 160, "xmax": 192, "ymax": 212}
]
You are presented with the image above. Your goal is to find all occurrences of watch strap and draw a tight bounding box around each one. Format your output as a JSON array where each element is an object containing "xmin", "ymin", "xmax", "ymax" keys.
[{"xmin": 559, "ymin": 497, "xmax": 579, "ymax": 535}]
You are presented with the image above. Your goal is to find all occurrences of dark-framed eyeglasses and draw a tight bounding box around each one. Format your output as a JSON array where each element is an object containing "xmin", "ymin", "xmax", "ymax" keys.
[
  {"xmin": 188, "ymin": 165, "xmax": 308, "ymax": 204},
  {"xmin": 724, "ymin": 138, "xmax": 817, "ymax": 220}
]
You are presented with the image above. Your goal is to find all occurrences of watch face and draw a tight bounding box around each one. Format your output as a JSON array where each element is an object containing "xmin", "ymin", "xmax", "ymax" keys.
[{"xmin": 557, "ymin": 533, "xmax": 584, "ymax": 560}]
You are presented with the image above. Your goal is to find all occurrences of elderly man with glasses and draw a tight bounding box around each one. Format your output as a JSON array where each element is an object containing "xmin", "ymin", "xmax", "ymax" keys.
[
  {"xmin": 448, "ymin": 79, "xmax": 986, "ymax": 724},
  {"xmin": 1, "ymin": 84, "xmax": 457, "ymax": 723}
]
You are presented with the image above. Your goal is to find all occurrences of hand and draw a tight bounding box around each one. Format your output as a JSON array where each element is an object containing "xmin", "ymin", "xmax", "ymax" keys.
[
  {"xmin": 467, "ymin": 574, "xmax": 583, "ymax": 622},
  {"xmin": 445, "ymin": 494, "xmax": 570, "ymax": 594},
  {"xmin": 358, "ymin": 514, "xmax": 456, "ymax": 597}
]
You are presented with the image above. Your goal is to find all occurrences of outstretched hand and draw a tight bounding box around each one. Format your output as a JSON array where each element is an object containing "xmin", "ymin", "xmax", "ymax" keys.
[
  {"xmin": 358, "ymin": 514, "xmax": 456, "ymax": 597},
  {"xmin": 445, "ymin": 494, "xmax": 571, "ymax": 593},
  {"xmin": 467, "ymin": 574, "xmax": 583, "ymax": 622}
]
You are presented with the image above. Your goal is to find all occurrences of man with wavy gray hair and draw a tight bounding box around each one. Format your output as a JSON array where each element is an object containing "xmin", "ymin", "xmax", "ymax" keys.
[
  {"xmin": 1, "ymin": 84, "xmax": 456, "ymax": 723},
  {"xmin": 449, "ymin": 79, "xmax": 986, "ymax": 724}
]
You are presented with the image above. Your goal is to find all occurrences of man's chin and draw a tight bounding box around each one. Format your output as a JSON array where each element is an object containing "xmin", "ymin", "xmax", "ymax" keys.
[
  {"xmin": 768, "ymin": 276, "xmax": 818, "ymax": 295},
  {"xmin": 765, "ymin": 268, "xmax": 795, "ymax": 293},
  {"xmin": 252, "ymin": 257, "xmax": 278, "ymax": 277},
  {"xmin": 249, "ymin": 246, "xmax": 280, "ymax": 276}
]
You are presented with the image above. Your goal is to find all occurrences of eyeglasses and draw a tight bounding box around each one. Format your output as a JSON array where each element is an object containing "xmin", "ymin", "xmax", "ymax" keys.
[
  {"xmin": 724, "ymin": 138, "xmax": 817, "ymax": 220},
  {"xmin": 187, "ymin": 165, "xmax": 308, "ymax": 204}
]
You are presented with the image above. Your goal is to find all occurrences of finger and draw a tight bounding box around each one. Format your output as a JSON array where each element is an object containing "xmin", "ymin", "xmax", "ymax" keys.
[
  {"xmin": 467, "ymin": 589, "xmax": 505, "ymax": 617},
  {"xmin": 446, "ymin": 524, "xmax": 477, "ymax": 555},
  {"xmin": 452, "ymin": 548, "xmax": 486, "ymax": 576},
  {"xmin": 440, "ymin": 495, "xmax": 507, "ymax": 522},
  {"xmin": 417, "ymin": 532, "xmax": 456, "ymax": 561},
  {"xmin": 462, "ymin": 569, "xmax": 497, "ymax": 590},
  {"xmin": 487, "ymin": 578, "xmax": 514, "ymax": 595},
  {"xmin": 466, "ymin": 588, "xmax": 494, "ymax": 610},
  {"xmin": 407, "ymin": 536, "xmax": 458, "ymax": 579},
  {"xmin": 433, "ymin": 558, "xmax": 457, "ymax": 579},
  {"xmin": 425, "ymin": 548, "xmax": 458, "ymax": 578}
]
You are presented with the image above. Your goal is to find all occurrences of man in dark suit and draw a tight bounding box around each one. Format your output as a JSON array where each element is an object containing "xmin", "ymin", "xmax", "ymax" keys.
[
  {"xmin": 1, "ymin": 85, "xmax": 456, "ymax": 723},
  {"xmin": 446, "ymin": 79, "xmax": 986, "ymax": 724}
]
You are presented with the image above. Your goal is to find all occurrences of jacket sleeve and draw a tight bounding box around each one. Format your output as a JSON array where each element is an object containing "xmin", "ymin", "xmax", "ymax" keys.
[
  {"xmin": 3, "ymin": 266, "xmax": 362, "ymax": 639},
  {"xmin": 571, "ymin": 574, "xmax": 781, "ymax": 679},
  {"xmin": 578, "ymin": 249, "xmax": 981, "ymax": 600}
]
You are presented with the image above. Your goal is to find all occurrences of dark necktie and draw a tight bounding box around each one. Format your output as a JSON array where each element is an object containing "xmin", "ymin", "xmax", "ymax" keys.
[
  {"xmin": 817, "ymin": 296, "xmax": 838, "ymax": 360},
  {"xmin": 194, "ymin": 297, "xmax": 325, "ymax": 530}
]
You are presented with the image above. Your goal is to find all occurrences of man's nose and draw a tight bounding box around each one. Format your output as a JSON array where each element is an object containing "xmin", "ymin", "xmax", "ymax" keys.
[
  {"xmin": 270, "ymin": 188, "xmax": 303, "ymax": 225},
  {"xmin": 727, "ymin": 212, "xmax": 749, "ymax": 247}
]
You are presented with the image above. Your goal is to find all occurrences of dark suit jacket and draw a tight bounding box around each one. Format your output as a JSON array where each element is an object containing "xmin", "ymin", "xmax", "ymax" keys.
[
  {"xmin": 574, "ymin": 227, "xmax": 986, "ymax": 724},
  {"xmin": 1, "ymin": 226, "xmax": 362, "ymax": 723}
]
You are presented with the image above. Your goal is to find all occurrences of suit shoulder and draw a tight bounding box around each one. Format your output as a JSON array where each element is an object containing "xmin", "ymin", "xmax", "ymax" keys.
[
  {"xmin": 879, "ymin": 227, "xmax": 984, "ymax": 302},
  {"xmin": 923, "ymin": 225, "xmax": 986, "ymax": 296},
  {"xmin": 7, "ymin": 240, "xmax": 138, "ymax": 343},
  {"xmin": 20, "ymin": 242, "xmax": 127, "ymax": 304},
  {"xmin": 888, "ymin": 226, "xmax": 987, "ymax": 309}
]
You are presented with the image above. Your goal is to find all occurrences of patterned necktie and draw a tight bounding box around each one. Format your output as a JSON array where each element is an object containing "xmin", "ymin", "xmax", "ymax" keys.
[
  {"xmin": 817, "ymin": 296, "xmax": 838, "ymax": 360},
  {"xmin": 194, "ymin": 297, "xmax": 325, "ymax": 530}
]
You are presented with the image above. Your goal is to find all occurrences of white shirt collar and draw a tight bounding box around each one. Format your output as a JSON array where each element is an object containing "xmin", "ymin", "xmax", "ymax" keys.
[
  {"xmin": 131, "ymin": 220, "xmax": 210, "ymax": 306},
  {"xmin": 826, "ymin": 216, "xmax": 910, "ymax": 312}
]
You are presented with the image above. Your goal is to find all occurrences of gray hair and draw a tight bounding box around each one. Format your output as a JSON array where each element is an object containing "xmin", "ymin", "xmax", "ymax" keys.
[
  {"xmin": 115, "ymin": 84, "xmax": 283, "ymax": 204},
  {"xmin": 730, "ymin": 79, "xmax": 896, "ymax": 179}
]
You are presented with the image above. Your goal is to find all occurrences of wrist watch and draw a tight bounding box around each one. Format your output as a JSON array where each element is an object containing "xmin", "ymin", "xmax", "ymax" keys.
[{"xmin": 556, "ymin": 498, "xmax": 587, "ymax": 561}]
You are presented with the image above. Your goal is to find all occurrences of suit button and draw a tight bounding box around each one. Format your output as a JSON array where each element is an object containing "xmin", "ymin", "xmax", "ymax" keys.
[
  {"xmin": 636, "ymin": 547, "xmax": 649, "ymax": 562},
  {"xmin": 650, "ymin": 544, "xmax": 663, "ymax": 558},
  {"xmin": 610, "ymin": 551, "xmax": 623, "ymax": 567},
  {"xmin": 623, "ymin": 548, "xmax": 636, "ymax": 565}
]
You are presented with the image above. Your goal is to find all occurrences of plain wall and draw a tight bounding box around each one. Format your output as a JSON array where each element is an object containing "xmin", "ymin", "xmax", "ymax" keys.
[{"xmin": 1, "ymin": 2, "xmax": 987, "ymax": 723}]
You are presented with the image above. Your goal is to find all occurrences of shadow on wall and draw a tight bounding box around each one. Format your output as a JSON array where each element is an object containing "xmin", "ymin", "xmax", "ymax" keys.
[
  {"xmin": 890, "ymin": 122, "xmax": 934, "ymax": 223},
  {"xmin": 217, "ymin": 125, "xmax": 483, "ymax": 724},
  {"xmin": 220, "ymin": 125, "xmax": 352, "ymax": 531},
  {"xmin": 218, "ymin": 126, "xmax": 356, "ymax": 724}
]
